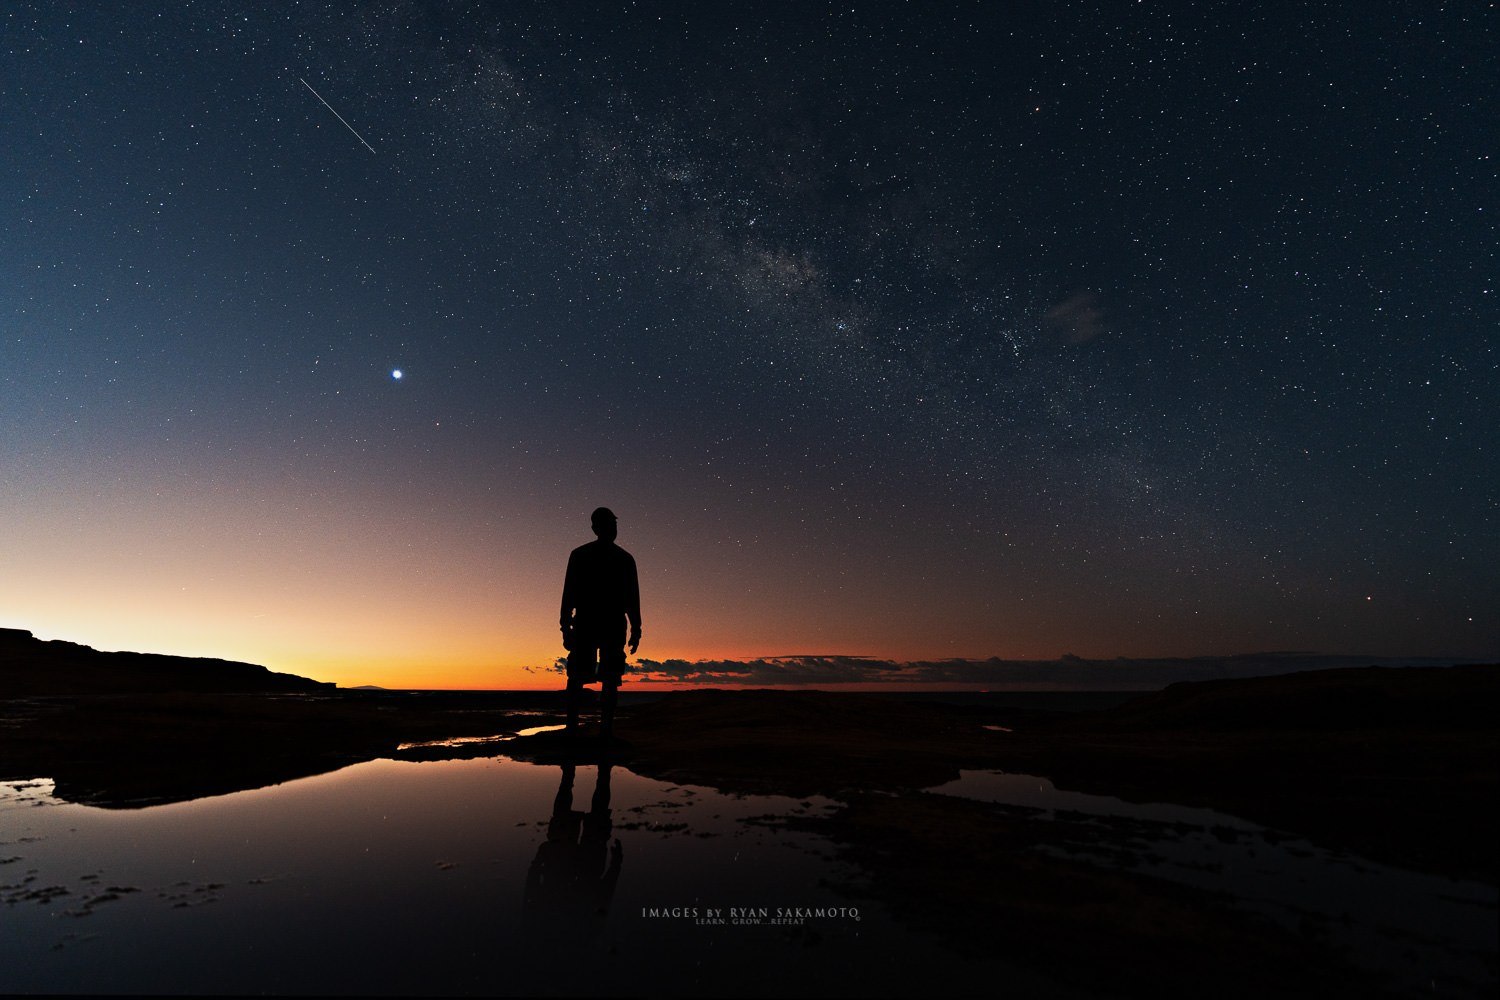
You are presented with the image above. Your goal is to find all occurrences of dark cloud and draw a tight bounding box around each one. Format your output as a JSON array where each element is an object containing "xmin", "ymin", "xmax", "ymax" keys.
[{"xmin": 536, "ymin": 652, "xmax": 1472, "ymax": 690}]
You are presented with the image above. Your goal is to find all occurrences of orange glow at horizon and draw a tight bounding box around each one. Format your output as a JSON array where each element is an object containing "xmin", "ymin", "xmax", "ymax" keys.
[
  {"xmin": 4, "ymin": 445, "xmax": 1436, "ymax": 690},
  {"xmin": 0, "ymin": 455, "xmax": 1066, "ymax": 690}
]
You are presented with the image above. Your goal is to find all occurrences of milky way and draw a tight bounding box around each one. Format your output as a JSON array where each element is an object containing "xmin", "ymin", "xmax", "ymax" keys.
[{"xmin": 2, "ymin": 2, "xmax": 1493, "ymax": 683}]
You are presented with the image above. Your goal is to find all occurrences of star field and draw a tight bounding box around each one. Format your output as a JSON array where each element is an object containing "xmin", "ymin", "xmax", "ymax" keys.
[{"xmin": 2, "ymin": 2, "xmax": 1494, "ymax": 685}]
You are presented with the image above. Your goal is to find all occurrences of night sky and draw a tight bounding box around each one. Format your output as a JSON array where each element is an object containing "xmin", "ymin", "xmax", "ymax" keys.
[{"xmin": 3, "ymin": 2, "xmax": 1494, "ymax": 688}]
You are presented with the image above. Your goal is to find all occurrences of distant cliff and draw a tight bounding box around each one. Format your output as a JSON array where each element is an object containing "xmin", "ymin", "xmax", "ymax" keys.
[{"xmin": 0, "ymin": 628, "xmax": 332, "ymax": 696}]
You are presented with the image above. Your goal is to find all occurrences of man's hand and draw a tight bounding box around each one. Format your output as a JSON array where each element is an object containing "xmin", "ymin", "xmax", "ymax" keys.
[
  {"xmin": 628, "ymin": 628, "xmax": 641, "ymax": 655},
  {"xmin": 561, "ymin": 623, "xmax": 574, "ymax": 652}
]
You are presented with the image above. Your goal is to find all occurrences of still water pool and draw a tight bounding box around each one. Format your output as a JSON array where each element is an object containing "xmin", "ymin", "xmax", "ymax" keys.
[
  {"xmin": 2, "ymin": 757, "xmax": 1494, "ymax": 996},
  {"xmin": 1, "ymin": 756, "xmax": 1024, "ymax": 996}
]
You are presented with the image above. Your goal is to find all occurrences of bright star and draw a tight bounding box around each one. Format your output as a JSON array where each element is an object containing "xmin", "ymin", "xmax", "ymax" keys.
[{"xmin": 392, "ymin": 369, "xmax": 403, "ymax": 380}]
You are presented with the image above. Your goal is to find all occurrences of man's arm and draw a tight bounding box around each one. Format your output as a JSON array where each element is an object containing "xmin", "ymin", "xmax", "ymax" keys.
[
  {"xmin": 625, "ymin": 554, "xmax": 641, "ymax": 653},
  {"xmin": 560, "ymin": 550, "xmax": 578, "ymax": 637}
]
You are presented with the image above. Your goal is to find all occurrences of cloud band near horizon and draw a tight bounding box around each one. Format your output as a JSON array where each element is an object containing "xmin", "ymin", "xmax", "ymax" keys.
[{"xmin": 529, "ymin": 652, "xmax": 1480, "ymax": 689}]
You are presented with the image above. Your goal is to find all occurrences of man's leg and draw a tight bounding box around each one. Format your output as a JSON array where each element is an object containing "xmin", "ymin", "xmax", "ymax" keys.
[
  {"xmin": 599, "ymin": 626, "xmax": 625, "ymax": 740},
  {"xmin": 566, "ymin": 677, "xmax": 582, "ymax": 732},
  {"xmin": 600, "ymin": 678, "xmax": 618, "ymax": 740}
]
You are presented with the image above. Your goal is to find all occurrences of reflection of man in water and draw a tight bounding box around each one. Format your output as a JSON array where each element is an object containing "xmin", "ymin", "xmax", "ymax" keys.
[
  {"xmin": 560, "ymin": 507, "xmax": 641, "ymax": 738},
  {"xmin": 522, "ymin": 761, "xmax": 623, "ymax": 943}
]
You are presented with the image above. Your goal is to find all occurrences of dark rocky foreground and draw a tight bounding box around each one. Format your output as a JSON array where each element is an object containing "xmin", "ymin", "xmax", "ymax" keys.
[
  {"xmin": 2, "ymin": 646, "xmax": 1493, "ymax": 883},
  {"xmin": 3, "ymin": 651, "xmax": 1495, "ymax": 996},
  {"xmin": 598, "ymin": 666, "xmax": 1500, "ymax": 884},
  {"xmin": 0, "ymin": 689, "xmax": 569, "ymax": 806},
  {"xmin": 596, "ymin": 669, "xmax": 1497, "ymax": 998}
]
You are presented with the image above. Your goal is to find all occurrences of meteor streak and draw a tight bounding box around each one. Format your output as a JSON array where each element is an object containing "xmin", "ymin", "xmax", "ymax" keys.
[{"xmin": 299, "ymin": 77, "xmax": 376, "ymax": 155}]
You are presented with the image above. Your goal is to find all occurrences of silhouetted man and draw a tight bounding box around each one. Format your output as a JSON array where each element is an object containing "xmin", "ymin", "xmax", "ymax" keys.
[{"xmin": 560, "ymin": 507, "xmax": 641, "ymax": 738}]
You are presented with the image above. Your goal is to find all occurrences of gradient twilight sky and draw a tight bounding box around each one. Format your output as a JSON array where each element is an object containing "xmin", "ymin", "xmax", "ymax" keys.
[{"xmin": 2, "ymin": 2, "xmax": 1495, "ymax": 689}]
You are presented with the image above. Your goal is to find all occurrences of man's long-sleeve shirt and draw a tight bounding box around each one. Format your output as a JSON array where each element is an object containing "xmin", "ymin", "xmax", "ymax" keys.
[{"xmin": 560, "ymin": 540, "xmax": 641, "ymax": 631}]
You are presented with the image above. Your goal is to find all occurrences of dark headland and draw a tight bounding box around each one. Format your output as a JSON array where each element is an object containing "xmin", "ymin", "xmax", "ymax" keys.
[{"xmin": 0, "ymin": 627, "xmax": 330, "ymax": 696}]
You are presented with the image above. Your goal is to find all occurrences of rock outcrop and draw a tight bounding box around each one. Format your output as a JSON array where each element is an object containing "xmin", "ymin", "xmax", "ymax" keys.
[{"xmin": 0, "ymin": 627, "xmax": 331, "ymax": 696}]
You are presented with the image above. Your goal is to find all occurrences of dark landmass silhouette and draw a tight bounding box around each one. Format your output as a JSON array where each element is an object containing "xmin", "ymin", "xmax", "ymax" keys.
[
  {"xmin": 2, "ymin": 626, "xmax": 1492, "ymax": 882},
  {"xmin": 2, "ymin": 628, "xmax": 1493, "ymax": 996},
  {"xmin": 1060, "ymin": 662, "xmax": 1500, "ymax": 731},
  {"xmin": 0, "ymin": 621, "xmax": 1489, "ymax": 1000},
  {"xmin": 0, "ymin": 627, "xmax": 331, "ymax": 696}
]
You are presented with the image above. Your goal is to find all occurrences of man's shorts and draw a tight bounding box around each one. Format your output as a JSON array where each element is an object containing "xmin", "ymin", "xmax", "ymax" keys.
[{"xmin": 566, "ymin": 619, "xmax": 626, "ymax": 687}]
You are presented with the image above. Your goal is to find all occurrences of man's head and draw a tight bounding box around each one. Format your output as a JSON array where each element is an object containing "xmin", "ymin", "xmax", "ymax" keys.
[{"xmin": 590, "ymin": 506, "xmax": 618, "ymax": 543}]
